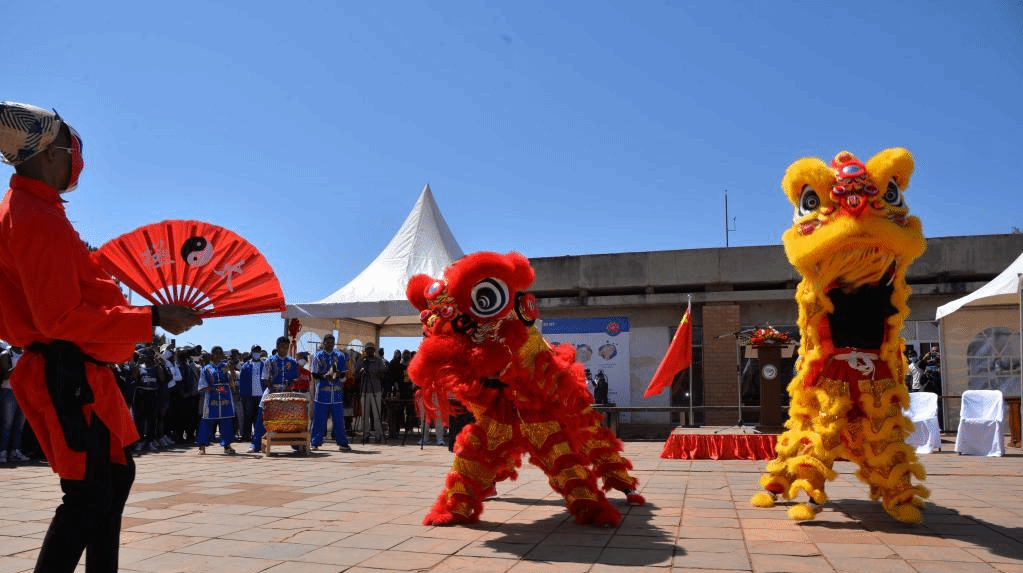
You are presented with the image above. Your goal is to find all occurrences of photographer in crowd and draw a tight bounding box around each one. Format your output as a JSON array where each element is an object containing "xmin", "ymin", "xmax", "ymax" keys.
[{"xmin": 917, "ymin": 346, "xmax": 943, "ymax": 428}]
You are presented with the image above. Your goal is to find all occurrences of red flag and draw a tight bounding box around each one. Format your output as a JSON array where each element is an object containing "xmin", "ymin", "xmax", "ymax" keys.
[{"xmin": 643, "ymin": 302, "xmax": 692, "ymax": 399}]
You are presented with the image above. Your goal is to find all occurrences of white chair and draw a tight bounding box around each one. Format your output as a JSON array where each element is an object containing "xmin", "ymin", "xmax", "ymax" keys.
[
  {"xmin": 954, "ymin": 390, "xmax": 1005, "ymax": 457},
  {"xmin": 904, "ymin": 392, "xmax": 940, "ymax": 454}
]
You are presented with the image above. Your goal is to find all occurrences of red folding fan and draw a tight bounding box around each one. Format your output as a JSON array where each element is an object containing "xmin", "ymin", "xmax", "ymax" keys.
[{"xmin": 94, "ymin": 220, "xmax": 286, "ymax": 318}]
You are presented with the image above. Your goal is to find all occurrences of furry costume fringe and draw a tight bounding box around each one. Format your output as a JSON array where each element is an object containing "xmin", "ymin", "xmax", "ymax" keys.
[
  {"xmin": 752, "ymin": 149, "xmax": 928, "ymax": 524},
  {"xmin": 407, "ymin": 252, "xmax": 644, "ymax": 527}
]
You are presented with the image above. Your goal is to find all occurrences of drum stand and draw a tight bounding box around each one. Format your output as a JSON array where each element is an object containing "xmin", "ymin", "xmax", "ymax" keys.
[{"xmin": 261, "ymin": 392, "xmax": 312, "ymax": 457}]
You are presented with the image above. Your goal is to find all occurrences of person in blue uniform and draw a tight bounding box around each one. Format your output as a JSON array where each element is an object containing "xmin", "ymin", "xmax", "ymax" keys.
[
  {"xmin": 237, "ymin": 345, "xmax": 266, "ymax": 441},
  {"xmin": 248, "ymin": 336, "xmax": 299, "ymax": 453},
  {"xmin": 196, "ymin": 346, "xmax": 237, "ymax": 455},
  {"xmin": 311, "ymin": 334, "xmax": 351, "ymax": 451}
]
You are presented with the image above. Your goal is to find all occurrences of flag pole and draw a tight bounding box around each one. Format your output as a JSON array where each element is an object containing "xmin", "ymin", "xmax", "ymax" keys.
[
  {"xmin": 736, "ymin": 336, "xmax": 744, "ymax": 427},
  {"xmin": 687, "ymin": 294, "xmax": 694, "ymax": 427}
]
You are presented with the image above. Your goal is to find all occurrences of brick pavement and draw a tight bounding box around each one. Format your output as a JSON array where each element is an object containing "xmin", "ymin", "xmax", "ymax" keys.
[{"xmin": 0, "ymin": 436, "xmax": 1020, "ymax": 572}]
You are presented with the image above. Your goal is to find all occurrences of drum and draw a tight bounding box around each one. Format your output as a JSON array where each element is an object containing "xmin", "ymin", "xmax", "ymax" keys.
[{"xmin": 263, "ymin": 392, "xmax": 309, "ymax": 433}]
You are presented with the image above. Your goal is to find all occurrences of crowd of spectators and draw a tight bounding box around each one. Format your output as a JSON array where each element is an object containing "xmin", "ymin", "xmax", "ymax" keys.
[
  {"xmin": 905, "ymin": 345, "xmax": 942, "ymax": 395},
  {"xmin": 0, "ymin": 337, "xmax": 437, "ymax": 464}
]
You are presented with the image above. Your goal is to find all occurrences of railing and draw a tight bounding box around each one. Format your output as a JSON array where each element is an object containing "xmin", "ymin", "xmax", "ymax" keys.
[
  {"xmin": 589, "ymin": 404, "xmax": 776, "ymax": 437},
  {"xmin": 591, "ymin": 397, "xmax": 1022, "ymax": 447}
]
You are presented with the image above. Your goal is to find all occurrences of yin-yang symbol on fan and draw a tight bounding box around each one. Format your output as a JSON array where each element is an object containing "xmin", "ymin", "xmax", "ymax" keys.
[{"xmin": 181, "ymin": 236, "xmax": 214, "ymax": 267}]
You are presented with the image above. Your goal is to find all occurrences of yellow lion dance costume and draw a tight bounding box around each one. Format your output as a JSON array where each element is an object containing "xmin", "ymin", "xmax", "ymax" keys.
[
  {"xmin": 407, "ymin": 251, "xmax": 644, "ymax": 527},
  {"xmin": 750, "ymin": 148, "xmax": 930, "ymax": 523}
]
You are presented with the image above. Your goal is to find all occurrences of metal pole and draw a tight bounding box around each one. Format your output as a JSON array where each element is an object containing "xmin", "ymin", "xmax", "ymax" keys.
[
  {"xmin": 724, "ymin": 190, "xmax": 729, "ymax": 248},
  {"xmin": 687, "ymin": 294, "xmax": 694, "ymax": 427},
  {"xmin": 736, "ymin": 336, "xmax": 744, "ymax": 426}
]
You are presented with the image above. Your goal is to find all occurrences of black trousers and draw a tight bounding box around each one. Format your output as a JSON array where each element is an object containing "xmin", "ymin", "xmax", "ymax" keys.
[
  {"xmin": 35, "ymin": 417, "xmax": 135, "ymax": 573},
  {"xmin": 164, "ymin": 391, "xmax": 186, "ymax": 442},
  {"xmin": 132, "ymin": 389, "xmax": 159, "ymax": 442},
  {"xmin": 182, "ymin": 394, "xmax": 200, "ymax": 442},
  {"xmin": 240, "ymin": 396, "xmax": 260, "ymax": 441}
]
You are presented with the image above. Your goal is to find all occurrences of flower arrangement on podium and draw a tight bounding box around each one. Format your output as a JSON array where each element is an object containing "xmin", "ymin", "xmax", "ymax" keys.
[{"xmin": 747, "ymin": 325, "xmax": 791, "ymax": 346}]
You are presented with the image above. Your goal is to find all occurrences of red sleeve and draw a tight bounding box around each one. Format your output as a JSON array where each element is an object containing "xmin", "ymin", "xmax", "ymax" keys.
[{"xmin": 13, "ymin": 207, "xmax": 152, "ymax": 345}]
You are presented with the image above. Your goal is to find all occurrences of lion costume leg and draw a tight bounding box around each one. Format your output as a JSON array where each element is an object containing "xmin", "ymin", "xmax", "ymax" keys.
[
  {"xmin": 575, "ymin": 413, "xmax": 645, "ymax": 505},
  {"xmin": 845, "ymin": 378, "xmax": 929, "ymax": 524},
  {"xmin": 520, "ymin": 418, "xmax": 622, "ymax": 527},
  {"xmin": 424, "ymin": 416, "xmax": 517, "ymax": 526},
  {"xmin": 752, "ymin": 376, "xmax": 852, "ymax": 520}
]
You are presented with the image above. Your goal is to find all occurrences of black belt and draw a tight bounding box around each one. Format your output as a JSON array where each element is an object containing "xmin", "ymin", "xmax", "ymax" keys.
[{"xmin": 27, "ymin": 340, "xmax": 105, "ymax": 451}]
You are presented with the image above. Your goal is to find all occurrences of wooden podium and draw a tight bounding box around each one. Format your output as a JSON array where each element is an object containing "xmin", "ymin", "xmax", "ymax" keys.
[{"xmin": 756, "ymin": 345, "xmax": 785, "ymax": 431}]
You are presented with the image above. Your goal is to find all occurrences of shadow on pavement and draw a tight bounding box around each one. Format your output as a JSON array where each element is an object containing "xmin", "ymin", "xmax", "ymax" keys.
[
  {"xmin": 801, "ymin": 498, "xmax": 1023, "ymax": 562},
  {"xmin": 344, "ymin": 448, "xmax": 384, "ymax": 455},
  {"xmin": 491, "ymin": 496, "xmax": 564, "ymax": 507},
  {"xmin": 481, "ymin": 501, "xmax": 673, "ymax": 566}
]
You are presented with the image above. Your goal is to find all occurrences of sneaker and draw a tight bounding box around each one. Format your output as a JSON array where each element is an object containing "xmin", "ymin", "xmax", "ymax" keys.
[
  {"xmin": 197, "ymin": 446, "xmax": 206, "ymax": 455},
  {"xmin": 0, "ymin": 452, "xmax": 7, "ymax": 464},
  {"xmin": 245, "ymin": 446, "xmax": 259, "ymax": 454},
  {"xmin": 159, "ymin": 436, "xmax": 173, "ymax": 447},
  {"xmin": 224, "ymin": 446, "xmax": 236, "ymax": 455},
  {"xmin": 339, "ymin": 445, "xmax": 352, "ymax": 452},
  {"xmin": 147, "ymin": 440, "xmax": 160, "ymax": 452},
  {"xmin": 133, "ymin": 442, "xmax": 144, "ymax": 453},
  {"xmin": 436, "ymin": 440, "xmax": 445, "ymax": 447},
  {"xmin": 9, "ymin": 450, "xmax": 29, "ymax": 462}
]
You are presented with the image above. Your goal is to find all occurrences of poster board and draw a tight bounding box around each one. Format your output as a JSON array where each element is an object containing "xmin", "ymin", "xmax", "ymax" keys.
[{"xmin": 541, "ymin": 316, "xmax": 631, "ymax": 423}]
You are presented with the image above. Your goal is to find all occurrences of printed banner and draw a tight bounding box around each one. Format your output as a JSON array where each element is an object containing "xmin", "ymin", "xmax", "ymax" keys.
[{"xmin": 541, "ymin": 316, "xmax": 631, "ymax": 422}]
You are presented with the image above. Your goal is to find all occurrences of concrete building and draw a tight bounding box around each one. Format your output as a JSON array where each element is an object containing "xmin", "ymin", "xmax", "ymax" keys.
[{"xmin": 529, "ymin": 233, "xmax": 1023, "ymax": 427}]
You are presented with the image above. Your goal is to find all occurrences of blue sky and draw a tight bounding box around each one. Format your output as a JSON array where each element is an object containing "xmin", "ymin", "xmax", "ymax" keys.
[{"xmin": 5, "ymin": 1, "xmax": 1021, "ymax": 354}]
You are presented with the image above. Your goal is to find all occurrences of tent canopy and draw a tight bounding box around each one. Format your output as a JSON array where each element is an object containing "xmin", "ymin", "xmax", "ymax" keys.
[
  {"xmin": 284, "ymin": 184, "xmax": 464, "ymax": 338},
  {"xmin": 936, "ymin": 250, "xmax": 1023, "ymax": 320},
  {"xmin": 935, "ymin": 249, "xmax": 1022, "ymax": 429}
]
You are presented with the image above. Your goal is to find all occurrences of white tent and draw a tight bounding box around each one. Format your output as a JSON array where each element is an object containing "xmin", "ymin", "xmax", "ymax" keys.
[
  {"xmin": 284, "ymin": 184, "xmax": 464, "ymax": 341},
  {"xmin": 936, "ymin": 251, "xmax": 1023, "ymax": 321},
  {"xmin": 935, "ymin": 251, "xmax": 1022, "ymax": 425}
]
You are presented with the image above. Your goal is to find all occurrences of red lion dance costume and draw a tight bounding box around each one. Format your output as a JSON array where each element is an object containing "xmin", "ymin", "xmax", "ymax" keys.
[{"xmin": 407, "ymin": 251, "xmax": 645, "ymax": 527}]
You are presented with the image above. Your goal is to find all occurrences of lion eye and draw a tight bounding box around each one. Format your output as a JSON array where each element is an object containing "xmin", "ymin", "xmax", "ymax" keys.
[
  {"xmin": 470, "ymin": 277, "xmax": 510, "ymax": 319},
  {"xmin": 796, "ymin": 185, "xmax": 820, "ymax": 220},
  {"xmin": 883, "ymin": 178, "xmax": 904, "ymax": 206}
]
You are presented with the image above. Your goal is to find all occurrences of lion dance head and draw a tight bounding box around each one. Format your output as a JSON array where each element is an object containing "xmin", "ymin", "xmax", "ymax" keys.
[
  {"xmin": 782, "ymin": 148, "xmax": 925, "ymax": 390},
  {"xmin": 406, "ymin": 251, "xmax": 544, "ymax": 419}
]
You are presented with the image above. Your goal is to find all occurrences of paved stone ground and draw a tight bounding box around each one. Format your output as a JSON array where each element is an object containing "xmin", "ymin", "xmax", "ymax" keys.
[{"xmin": 0, "ymin": 435, "xmax": 1020, "ymax": 572}]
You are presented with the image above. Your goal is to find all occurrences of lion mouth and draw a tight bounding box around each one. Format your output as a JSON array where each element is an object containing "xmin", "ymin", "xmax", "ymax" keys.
[{"xmin": 825, "ymin": 263, "xmax": 897, "ymax": 350}]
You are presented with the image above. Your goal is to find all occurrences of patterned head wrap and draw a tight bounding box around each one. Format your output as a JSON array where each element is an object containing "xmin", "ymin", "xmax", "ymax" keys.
[{"xmin": 0, "ymin": 102, "xmax": 64, "ymax": 166}]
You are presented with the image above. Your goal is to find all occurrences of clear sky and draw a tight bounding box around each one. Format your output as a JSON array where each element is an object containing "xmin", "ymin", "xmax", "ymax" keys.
[{"xmin": 5, "ymin": 1, "xmax": 1021, "ymax": 354}]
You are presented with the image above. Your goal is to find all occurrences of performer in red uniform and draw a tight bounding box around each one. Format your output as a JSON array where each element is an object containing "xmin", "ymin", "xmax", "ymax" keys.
[{"xmin": 0, "ymin": 102, "xmax": 202, "ymax": 573}]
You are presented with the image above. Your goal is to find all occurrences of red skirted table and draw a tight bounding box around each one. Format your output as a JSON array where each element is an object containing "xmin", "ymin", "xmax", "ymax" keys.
[{"xmin": 661, "ymin": 430, "xmax": 778, "ymax": 460}]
